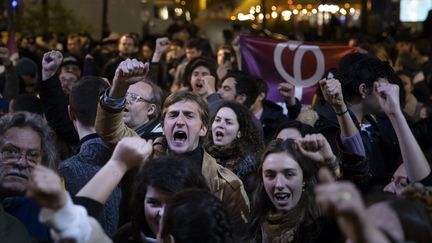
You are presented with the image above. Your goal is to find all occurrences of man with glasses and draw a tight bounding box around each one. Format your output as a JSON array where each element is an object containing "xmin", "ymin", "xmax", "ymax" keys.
[
  {"xmin": 94, "ymin": 58, "xmax": 250, "ymax": 238},
  {"xmin": 95, "ymin": 58, "xmax": 163, "ymax": 226},
  {"xmin": 96, "ymin": 58, "xmax": 163, "ymax": 146},
  {"xmin": 0, "ymin": 111, "xmax": 58, "ymax": 241}
]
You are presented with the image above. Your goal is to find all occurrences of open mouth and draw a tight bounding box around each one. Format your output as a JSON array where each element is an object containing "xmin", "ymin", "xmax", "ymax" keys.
[
  {"xmin": 173, "ymin": 131, "xmax": 187, "ymax": 142},
  {"xmin": 274, "ymin": 192, "xmax": 291, "ymax": 201},
  {"xmin": 215, "ymin": 131, "xmax": 224, "ymax": 139},
  {"xmin": 195, "ymin": 83, "xmax": 203, "ymax": 89},
  {"xmin": 124, "ymin": 108, "xmax": 129, "ymax": 112}
]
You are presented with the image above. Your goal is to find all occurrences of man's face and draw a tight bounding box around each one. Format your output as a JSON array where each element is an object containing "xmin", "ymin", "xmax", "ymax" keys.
[
  {"xmin": 166, "ymin": 44, "xmax": 184, "ymax": 61},
  {"xmin": 0, "ymin": 127, "xmax": 42, "ymax": 197},
  {"xmin": 67, "ymin": 37, "xmax": 82, "ymax": 56},
  {"xmin": 118, "ymin": 36, "xmax": 135, "ymax": 57},
  {"xmin": 163, "ymin": 100, "xmax": 207, "ymax": 154},
  {"xmin": 124, "ymin": 82, "xmax": 155, "ymax": 130},
  {"xmin": 217, "ymin": 77, "xmax": 237, "ymax": 101},
  {"xmin": 362, "ymin": 78, "xmax": 389, "ymax": 115},
  {"xmin": 190, "ymin": 66, "xmax": 210, "ymax": 97},
  {"xmin": 185, "ymin": 48, "xmax": 201, "ymax": 60},
  {"xmin": 59, "ymin": 70, "xmax": 79, "ymax": 95}
]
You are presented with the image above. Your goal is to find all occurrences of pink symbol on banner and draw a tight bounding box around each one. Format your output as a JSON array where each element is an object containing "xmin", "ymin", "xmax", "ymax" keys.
[{"xmin": 274, "ymin": 41, "xmax": 325, "ymax": 88}]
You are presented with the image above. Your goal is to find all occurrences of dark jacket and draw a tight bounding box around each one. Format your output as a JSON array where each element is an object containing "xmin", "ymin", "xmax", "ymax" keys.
[
  {"xmin": 59, "ymin": 133, "xmax": 121, "ymax": 236},
  {"xmin": 314, "ymin": 100, "xmax": 401, "ymax": 191},
  {"xmin": 260, "ymin": 100, "xmax": 288, "ymax": 143},
  {"xmin": 39, "ymin": 75, "xmax": 79, "ymax": 146},
  {"xmin": 0, "ymin": 204, "xmax": 31, "ymax": 243}
]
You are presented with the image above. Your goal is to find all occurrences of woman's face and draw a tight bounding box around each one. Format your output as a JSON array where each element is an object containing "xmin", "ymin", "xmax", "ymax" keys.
[
  {"xmin": 212, "ymin": 107, "xmax": 240, "ymax": 146},
  {"xmin": 144, "ymin": 186, "xmax": 170, "ymax": 235},
  {"xmin": 190, "ymin": 66, "xmax": 210, "ymax": 96},
  {"xmin": 262, "ymin": 152, "xmax": 303, "ymax": 211}
]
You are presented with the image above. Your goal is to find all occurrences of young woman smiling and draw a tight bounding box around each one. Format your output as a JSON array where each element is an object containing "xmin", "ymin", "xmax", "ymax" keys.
[{"xmin": 247, "ymin": 138, "xmax": 331, "ymax": 243}]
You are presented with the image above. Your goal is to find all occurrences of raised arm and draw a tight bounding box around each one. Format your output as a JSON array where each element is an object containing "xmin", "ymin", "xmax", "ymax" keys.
[
  {"xmin": 151, "ymin": 37, "xmax": 170, "ymax": 63},
  {"xmin": 320, "ymin": 78, "xmax": 365, "ymax": 157},
  {"xmin": 296, "ymin": 133, "xmax": 341, "ymax": 178},
  {"xmin": 40, "ymin": 51, "xmax": 79, "ymax": 145},
  {"xmin": 95, "ymin": 59, "xmax": 149, "ymax": 147},
  {"xmin": 278, "ymin": 82, "xmax": 301, "ymax": 120},
  {"xmin": 76, "ymin": 137, "xmax": 153, "ymax": 204},
  {"xmin": 375, "ymin": 82, "xmax": 431, "ymax": 182}
]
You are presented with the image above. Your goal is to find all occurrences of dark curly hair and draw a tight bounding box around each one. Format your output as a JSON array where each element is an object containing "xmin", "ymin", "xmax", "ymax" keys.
[
  {"xmin": 247, "ymin": 139, "xmax": 320, "ymax": 242},
  {"xmin": 206, "ymin": 101, "xmax": 264, "ymax": 165},
  {"xmin": 159, "ymin": 189, "xmax": 234, "ymax": 243},
  {"xmin": 130, "ymin": 155, "xmax": 209, "ymax": 237}
]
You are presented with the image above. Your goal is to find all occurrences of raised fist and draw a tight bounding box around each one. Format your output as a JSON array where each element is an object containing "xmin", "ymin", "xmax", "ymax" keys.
[
  {"xmin": 110, "ymin": 59, "xmax": 149, "ymax": 98},
  {"xmin": 42, "ymin": 50, "xmax": 63, "ymax": 81},
  {"xmin": 27, "ymin": 165, "xmax": 66, "ymax": 210},
  {"xmin": 110, "ymin": 137, "xmax": 153, "ymax": 171},
  {"xmin": 319, "ymin": 78, "xmax": 346, "ymax": 114},
  {"xmin": 278, "ymin": 82, "xmax": 296, "ymax": 105}
]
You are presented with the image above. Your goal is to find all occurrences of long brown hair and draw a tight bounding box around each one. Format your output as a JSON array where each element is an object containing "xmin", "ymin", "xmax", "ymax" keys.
[
  {"xmin": 247, "ymin": 139, "xmax": 320, "ymax": 242},
  {"xmin": 206, "ymin": 101, "xmax": 264, "ymax": 163}
]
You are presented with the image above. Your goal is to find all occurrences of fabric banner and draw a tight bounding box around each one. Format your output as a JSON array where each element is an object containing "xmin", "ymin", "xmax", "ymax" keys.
[{"xmin": 240, "ymin": 34, "xmax": 357, "ymax": 105}]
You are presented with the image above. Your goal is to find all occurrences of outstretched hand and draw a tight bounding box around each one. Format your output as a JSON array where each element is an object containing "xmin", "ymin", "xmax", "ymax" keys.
[
  {"xmin": 42, "ymin": 50, "xmax": 63, "ymax": 81},
  {"xmin": 110, "ymin": 137, "xmax": 153, "ymax": 171},
  {"xmin": 27, "ymin": 165, "xmax": 66, "ymax": 210},
  {"xmin": 374, "ymin": 81, "xmax": 401, "ymax": 117},
  {"xmin": 110, "ymin": 59, "xmax": 149, "ymax": 98},
  {"xmin": 296, "ymin": 133, "xmax": 336, "ymax": 166}
]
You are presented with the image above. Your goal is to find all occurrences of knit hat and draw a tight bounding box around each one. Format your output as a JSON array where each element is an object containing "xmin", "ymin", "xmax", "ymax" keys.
[
  {"xmin": 15, "ymin": 57, "xmax": 38, "ymax": 76},
  {"xmin": 61, "ymin": 55, "xmax": 81, "ymax": 69}
]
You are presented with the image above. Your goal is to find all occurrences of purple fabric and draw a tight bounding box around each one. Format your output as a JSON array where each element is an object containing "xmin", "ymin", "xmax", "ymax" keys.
[
  {"xmin": 239, "ymin": 34, "xmax": 356, "ymax": 104},
  {"xmin": 340, "ymin": 131, "xmax": 365, "ymax": 157}
]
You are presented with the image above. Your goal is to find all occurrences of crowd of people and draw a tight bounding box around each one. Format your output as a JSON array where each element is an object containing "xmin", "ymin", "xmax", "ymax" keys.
[{"xmin": 0, "ymin": 21, "xmax": 432, "ymax": 243}]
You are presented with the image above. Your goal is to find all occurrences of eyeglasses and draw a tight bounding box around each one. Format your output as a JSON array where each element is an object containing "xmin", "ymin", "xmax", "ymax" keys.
[
  {"xmin": 126, "ymin": 92, "xmax": 152, "ymax": 104},
  {"xmin": 0, "ymin": 145, "xmax": 41, "ymax": 166}
]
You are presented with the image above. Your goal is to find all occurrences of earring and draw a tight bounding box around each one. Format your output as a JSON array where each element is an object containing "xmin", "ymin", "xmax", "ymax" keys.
[{"xmin": 302, "ymin": 182, "xmax": 306, "ymax": 192}]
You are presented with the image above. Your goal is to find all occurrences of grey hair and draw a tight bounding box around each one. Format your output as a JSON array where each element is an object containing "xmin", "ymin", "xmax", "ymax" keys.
[
  {"xmin": 141, "ymin": 79, "xmax": 163, "ymax": 119},
  {"xmin": 0, "ymin": 112, "xmax": 58, "ymax": 169}
]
